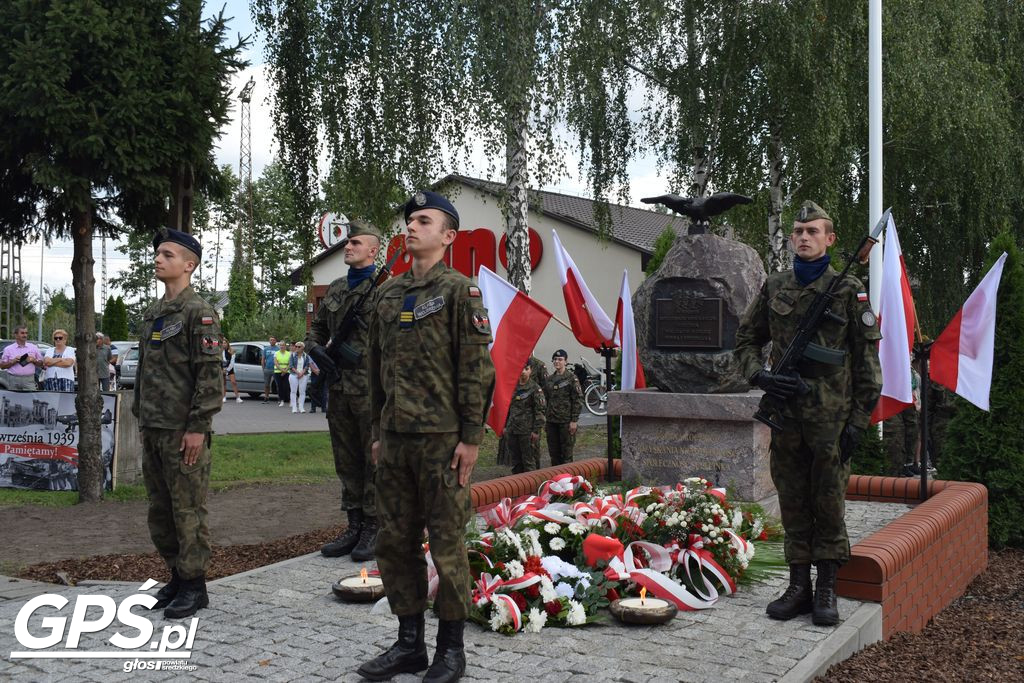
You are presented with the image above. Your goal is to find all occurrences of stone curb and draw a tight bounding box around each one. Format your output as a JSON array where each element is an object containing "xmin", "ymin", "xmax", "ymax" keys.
[
  {"xmin": 207, "ymin": 550, "xmax": 323, "ymax": 586},
  {"xmin": 778, "ymin": 602, "xmax": 882, "ymax": 682}
]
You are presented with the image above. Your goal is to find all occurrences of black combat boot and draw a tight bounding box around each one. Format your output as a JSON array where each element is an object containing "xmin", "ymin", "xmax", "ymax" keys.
[
  {"xmin": 350, "ymin": 515, "xmax": 378, "ymax": 562},
  {"xmin": 766, "ymin": 563, "xmax": 813, "ymax": 620},
  {"xmin": 356, "ymin": 613, "xmax": 428, "ymax": 681},
  {"xmin": 813, "ymin": 560, "xmax": 841, "ymax": 626},
  {"xmin": 321, "ymin": 508, "xmax": 363, "ymax": 557},
  {"xmin": 164, "ymin": 576, "xmax": 209, "ymax": 619},
  {"xmin": 150, "ymin": 568, "xmax": 181, "ymax": 610},
  {"xmin": 423, "ymin": 619, "xmax": 466, "ymax": 683}
]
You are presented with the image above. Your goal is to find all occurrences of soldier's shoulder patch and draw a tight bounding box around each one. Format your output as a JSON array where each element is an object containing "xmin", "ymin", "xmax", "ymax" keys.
[
  {"xmin": 468, "ymin": 285, "xmax": 481, "ymax": 298},
  {"xmin": 160, "ymin": 320, "xmax": 183, "ymax": 342},
  {"xmin": 414, "ymin": 296, "xmax": 445, "ymax": 320},
  {"xmin": 861, "ymin": 310, "xmax": 877, "ymax": 327},
  {"xmin": 201, "ymin": 315, "xmax": 215, "ymax": 325},
  {"xmin": 856, "ymin": 292, "xmax": 868, "ymax": 303},
  {"xmin": 201, "ymin": 335, "xmax": 220, "ymax": 355},
  {"xmin": 472, "ymin": 311, "xmax": 491, "ymax": 335}
]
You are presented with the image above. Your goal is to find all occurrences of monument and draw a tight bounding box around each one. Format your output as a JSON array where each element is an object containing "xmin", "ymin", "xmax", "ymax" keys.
[{"xmin": 610, "ymin": 193, "xmax": 777, "ymax": 513}]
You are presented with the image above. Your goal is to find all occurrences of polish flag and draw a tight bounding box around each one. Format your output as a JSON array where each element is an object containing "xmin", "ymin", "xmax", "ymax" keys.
[
  {"xmin": 477, "ymin": 266, "xmax": 553, "ymax": 435},
  {"xmin": 615, "ymin": 270, "xmax": 646, "ymax": 390},
  {"xmin": 930, "ymin": 252, "xmax": 1008, "ymax": 411},
  {"xmin": 551, "ymin": 230, "xmax": 617, "ymax": 350},
  {"xmin": 871, "ymin": 217, "xmax": 917, "ymax": 424}
]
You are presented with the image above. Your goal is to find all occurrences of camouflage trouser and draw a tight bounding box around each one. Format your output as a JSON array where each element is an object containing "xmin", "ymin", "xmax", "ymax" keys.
[
  {"xmin": 496, "ymin": 435, "xmax": 510, "ymax": 466},
  {"xmin": 141, "ymin": 428, "xmax": 211, "ymax": 580},
  {"xmin": 883, "ymin": 409, "xmax": 919, "ymax": 474},
  {"xmin": 770, "ymin": 418, "xmax": 851, "ymax": 565},
  {"xmin": 531, "ymin": 430, "xmax": 543, "ymax": 471},
  {"xmin": 545, "ymin": 422, "xmax": 575, "ymax": 466},
  {"xmin": 327, "ymin": 389, "xmax": 375, "ymax": 516},
  {"xmin": 375, "ymin": 430, "xmax": 471, "ymax": 620},
  {"xmin": 507, "ymin": 433, "xmax": 539, "ymax": 473}
]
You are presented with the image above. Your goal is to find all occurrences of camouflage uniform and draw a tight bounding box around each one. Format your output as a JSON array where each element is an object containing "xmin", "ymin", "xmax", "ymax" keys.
[
  {"xmin": 883, "ymin": 371, "xmax": 919, "ymax": 475},
  {"xmin": 307, "ymin": 275, "xmax": 377, "ymax": 516},
  {"xmin": 527, "ymin": 356, "xmax": 548, "ymax": 466},
  {"xmin": 735, "ymin": 266, "xmax": 881, "ymax": 565},
  {"xmin": 543, "ymin": 370, "xmax": 583, "ymax": 466},
  {"xmin": 133, "ymin": 285, "xmax": 223, "ymax": 580},
  {"xmin": 504, "ymin": 380, "xmax": 546, "ymax": 473},
  {"xmin": 369, "ymin": 261, "xmax": 495, "ymax": 620}
]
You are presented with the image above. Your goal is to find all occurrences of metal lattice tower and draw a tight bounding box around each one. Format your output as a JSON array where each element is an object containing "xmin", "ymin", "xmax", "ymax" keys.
[
  {"xmin": 101, "ymin": 235, "xmax": 108, "ymax": 306},
  {"xmin": 238, "ymin": 77, "xmax": 256, "ymax": 268},
  {"xmin": 0, "ymin": 240, "xmax": 24, "ymax": 338}
]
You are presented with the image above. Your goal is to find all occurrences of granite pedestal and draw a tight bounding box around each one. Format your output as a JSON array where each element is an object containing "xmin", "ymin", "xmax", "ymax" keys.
[{"xmin": 608, "ymin": 389, "xmax": 778, "ymax": 516}]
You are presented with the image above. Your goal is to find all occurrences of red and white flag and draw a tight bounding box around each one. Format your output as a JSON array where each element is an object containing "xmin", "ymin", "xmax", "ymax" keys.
[
  {"xmin": 551, "ymin": 230, "xmax": 617, "ymax": 350},
  {"xmin": 930, "ymin": 252, "xmax": 1008, "ymax": 411},
  {"xmin": 871, "ymin": 216, "xmax": 917, "ymax": 424},
  {"xmin": 477, "ymin": 266, "xmax": 553, "ymax": 435},
  {"xmin": 615, "ymin": 270, "xmax": 646, "ymax": 390}
]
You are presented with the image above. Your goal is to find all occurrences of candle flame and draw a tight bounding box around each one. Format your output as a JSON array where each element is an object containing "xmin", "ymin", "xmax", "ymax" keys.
[
  {"xmin": 640, "ymin": 587, "xmax": 647, "ymax": 605},
  {"xmin": 360, "ymin": 568, "xmax": 368, "ymax": 584}
]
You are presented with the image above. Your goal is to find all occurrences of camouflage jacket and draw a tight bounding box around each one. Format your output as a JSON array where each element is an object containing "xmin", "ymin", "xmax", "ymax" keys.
[
  {"xmin": 369, "ymin": 261, "xmax": 495, "ymax": 445},
  {"xmin": 543, "ymin": 370, "xmax": 582, "ymax": 423},
  {"xmin": 133, "ymin": 286, "xmax": 224, "ymax": 433},
  {"xmin": 734, "ymin": 266, "xmax": 882, "ymax": 430},
  {"xmin": 306, "ymin": 275, "xmax": 376, "ymax": 395},
  {"xmin": 505, "ymin": 380, "xmax": 547, "ymax": 435},
  {"xmin": 527, "ymin": 356, "xmax": 549, "ymax": 387}
]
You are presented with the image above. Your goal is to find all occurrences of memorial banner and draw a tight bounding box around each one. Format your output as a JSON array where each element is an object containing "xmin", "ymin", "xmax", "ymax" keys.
[{"xmin": 0, "ymin": 390, "xmax": 117, "ymax": 491}]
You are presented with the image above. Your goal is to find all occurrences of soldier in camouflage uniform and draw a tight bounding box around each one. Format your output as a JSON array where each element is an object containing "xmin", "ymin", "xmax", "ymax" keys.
[
  {"xmin": 734, "ymin": 201, "xmax": 881, "ymax": 627},
  {"xmin": 543, "ymin": 349, "xmax": 583, "ymax": 466},
  {"xmin": 883, "ymin": 368, "xmax": 920, "ymax": 475},
  {"xmin": 358, "ymin": 190, "xmax": 495, "ymax": 683},
  {"xmin": 133, "ymin": 229, "xmax": 224, "ymax": 619},
  {"xmin": 307, "ymin": 224, "xmax": 383, "ymax": 562},
  {"xmin": 497, "ymin": 355, "xmax": 548, "ymax": 468},
  {"xmin": 505, "ymin": 364, "xmax": 547, "ymax": 473}
]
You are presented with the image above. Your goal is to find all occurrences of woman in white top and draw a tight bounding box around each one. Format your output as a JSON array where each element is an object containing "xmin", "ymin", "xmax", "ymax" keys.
[
  {"xmin": 288, "ymin": 342, "xmax": 318, "ymax": 413},
  {"xmin": 221, "ymin": 336, "xmax": 242, "ymax": 403},
  {"xmin": 42, "ymin": 329, "xmax": 76, "ymax": 392}
]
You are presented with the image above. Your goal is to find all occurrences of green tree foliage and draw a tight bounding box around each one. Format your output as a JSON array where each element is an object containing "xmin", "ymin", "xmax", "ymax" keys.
[
  {"xmin": 103, "ymin": 296, "xmax": 130, "ymax": 341},
  {"xmin": 644, "ymin": 225, "xmax": 678, "ymax": 276},
  {"xmin": 224, "ymin": 306, "xmax": 306, "ymax": 345},
  {"xmin": 938, "ymin": 232, "xmax": 1024, "ymax": 548},
  {"xmin": 252, "ymin": 162, "xmax": 312, "ymax": 306},
  {"xmin": 0, "ymin": 1, "xmax": 245, "ymax": 502}
]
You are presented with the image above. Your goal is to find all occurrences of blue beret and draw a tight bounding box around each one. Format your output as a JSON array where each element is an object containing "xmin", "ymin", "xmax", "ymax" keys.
[
  {"xmin": 153, "ymin": 228, "xmax": 202, "ymax": 260},
  {"xmin": 404, "ymin": 190, "xmax": 460, "ymax": 229},
  {"xmin": 552, "ymin": 349, "xmax": 568, "ymax": 360}
]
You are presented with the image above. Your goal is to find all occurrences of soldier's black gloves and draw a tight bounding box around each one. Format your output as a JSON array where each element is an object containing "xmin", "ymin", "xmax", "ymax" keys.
[
  {"xmin": 752, "ymin": 371, "xmax": 799, "ymax": 400},
  {"xmin": 839, "ymin": 424, "xmax": 862, "ymax": 464}
]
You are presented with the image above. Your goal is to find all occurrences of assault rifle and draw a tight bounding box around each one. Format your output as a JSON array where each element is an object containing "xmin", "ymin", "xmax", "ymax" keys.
[
  {"xmin": 309, "ymin": 248, "xmax": 403, "ymax": 381},
  {"xmin": 753, "ymin": 211, "xmax": 888, "ymax": 431}
]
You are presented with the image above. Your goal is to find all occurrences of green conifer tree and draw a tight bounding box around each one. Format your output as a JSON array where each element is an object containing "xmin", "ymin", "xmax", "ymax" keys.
[{"xmin": 937, "ymin": 231, "xmax": 1024, "ymax": 548}]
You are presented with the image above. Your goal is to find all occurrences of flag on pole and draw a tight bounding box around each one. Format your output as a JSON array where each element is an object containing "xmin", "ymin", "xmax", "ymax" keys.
[
  {"xmin": 615, "ymin": 270, "xmax": 646, "ymax": 390},
  {"xmin": 551, "ymin": 230, "xmax": 617, "ymax": 350},
  {"xmin": 477, "ymin": 266, "xmax": 553, "ymax": 435},
  {"xmin": 930, "ymin": 253, "xmax": 1008, "ymax": 411},
  {"xmin": 871, "ymin": 216, "xmax": 917, "ymax": 423}
]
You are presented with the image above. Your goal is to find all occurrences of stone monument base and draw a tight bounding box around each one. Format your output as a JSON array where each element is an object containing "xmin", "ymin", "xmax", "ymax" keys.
[{"xmin": 608, "ymin": 390, "xmax": 777, "ymax": 517}]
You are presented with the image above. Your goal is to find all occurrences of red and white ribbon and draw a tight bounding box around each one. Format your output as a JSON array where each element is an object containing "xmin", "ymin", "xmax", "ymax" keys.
[{"xmin": 537, "ymin": 473, "xmax": 591, "ymax": 500}]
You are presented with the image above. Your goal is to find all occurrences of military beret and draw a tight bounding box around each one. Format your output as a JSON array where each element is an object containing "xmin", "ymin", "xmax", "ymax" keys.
[
  {"xmin": 796, "ymin": 200, "xmax": 831, "ymax": 223},
  {"xmin": 153, "ymin": 228, "xmax": 202, "ymax": 260},
  {"xmin": 552, "ymin": 349, "xmax": 568, "ymax": 360},
  {"xmin": 404, "ymin": 190, "xmax": 460, "ymax": 229},
  {"xmin": 347, "ymin": 223, "xmax": 383, "ymax": 241}
]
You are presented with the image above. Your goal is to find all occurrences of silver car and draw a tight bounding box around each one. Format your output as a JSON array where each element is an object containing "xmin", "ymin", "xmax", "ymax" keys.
[
  {"xmin": 230, "ymin": 341, "xmax": 271, "ymax": 397},
  {"xmin": 117, "ymin": 346, "xmax": 140, "ymax": 388}
]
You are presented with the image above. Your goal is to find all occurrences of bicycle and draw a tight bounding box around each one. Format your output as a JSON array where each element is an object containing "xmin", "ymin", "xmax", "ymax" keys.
[{"xmin": 577, "ymin": 356, "xmax": 615, "ymax": 417}]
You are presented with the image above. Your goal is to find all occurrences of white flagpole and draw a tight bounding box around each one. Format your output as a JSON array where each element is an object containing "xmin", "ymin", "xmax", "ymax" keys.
[{"xmin": 869, "ymin": 0, "xmax": 884, "ymax": 314}]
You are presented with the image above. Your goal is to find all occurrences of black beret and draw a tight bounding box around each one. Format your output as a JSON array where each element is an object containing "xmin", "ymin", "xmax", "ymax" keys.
[
  {"xmin": 404, "ymin": 190, "xmax": 460, "ymax": 229},
  {"xmin": 153, "ymin": 228, "xmax": 202, "ymax": 260},
  {"xmin": 552, "ymin": 349, "xmax": 568, "ymax": 360}
]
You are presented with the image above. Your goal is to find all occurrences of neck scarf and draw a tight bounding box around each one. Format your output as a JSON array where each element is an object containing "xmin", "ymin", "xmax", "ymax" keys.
[
  {"xmin": 793, "ymin": 253, "xmax": 831, "ymax": 286},
  {"xmin": 348, "ymin": 264, "xmax": 376, "ymax": 289}
]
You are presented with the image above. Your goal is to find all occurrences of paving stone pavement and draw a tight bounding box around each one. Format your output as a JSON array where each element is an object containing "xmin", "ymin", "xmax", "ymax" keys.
[{"xmin": 0, "ymin": 501, "xmax": 908, "ymax": 682}]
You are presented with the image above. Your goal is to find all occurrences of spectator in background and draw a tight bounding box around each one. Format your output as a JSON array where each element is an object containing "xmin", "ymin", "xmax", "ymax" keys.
[
  {"xmin": 1, "ymin": 324, "xmax": 44, "ymax": 391},
  {"xmin": 104, "ymin": 334, "xmax": 116, "ymax": 388},
  {"xmin": 261, "ymin": 336, "xmax": 279, "ymax": 403},
  {"xmin": 96, "ymin": 332, "xmax": 112, "ymax": 391},
  {"xmin": 288, "ymin": 342, "xmax": 317, "ymax": 413},
  {"xmin": 273, "ymin": 341, "xmax": 291, "ymax": 407},
  {"xmin": 221, "ymin": 335, "xmax": 242, "ymax": 403},
  {"xmin": 42, "ymin": 329, "xmax": 76, "ymax": 392}
]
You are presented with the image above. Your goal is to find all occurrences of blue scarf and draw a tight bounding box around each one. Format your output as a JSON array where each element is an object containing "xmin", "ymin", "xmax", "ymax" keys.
[
  {"xmin": 793, "ymin": 254, "xmax": 831, "ymax": 286},
  {"xmin": 347, "ymin": 264, "xmax": 376, "ymax": 289}
]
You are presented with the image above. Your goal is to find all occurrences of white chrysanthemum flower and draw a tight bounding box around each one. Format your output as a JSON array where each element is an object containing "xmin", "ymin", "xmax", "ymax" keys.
[
  {"xmin": 524, "ymin": 607, "xmax": 547, "ymax": 633},
  {"xmin": 540, "ymin": 576, "xmax": 558, "ymax": 603},
  {"xmin": 568, "ymin": 523, "xmax": 587, "ymax": 536},
  {"xmin": 544, "ymin": 522, "xmax": 560, "ymax": 535},
  {"xmin": 709, "ymin": 529, "xmax": 718, "ymax": 538},
  {"xmin": 554, "ymin": 581, "xmax": 575, "ymax": 599},
  {"xmin": 566, "ymin": 600, "xmax": 586, "ymax": 626},
  {"xmin": 550, "ymin": 537, "xmax": 566, "ymax": 551},
  {"xmin": 505, "ymin": 560, "xmax": 525, "ymax": 578},
  {"xmin": 522, "ymin": 528, "xmax": 543, "ymax": 556},
  {"xmin": 752, "ymin": 518, "xmax": 764, "ymax": 539},
  {"xmin": 489, "ymin": 600, "xmax": 511, "ymax": 631}
]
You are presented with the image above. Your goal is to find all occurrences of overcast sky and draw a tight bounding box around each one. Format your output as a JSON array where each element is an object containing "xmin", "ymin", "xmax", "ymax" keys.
[{"xmin": 30, "ymin": 0, "xmax": 669, "ymax": 306}]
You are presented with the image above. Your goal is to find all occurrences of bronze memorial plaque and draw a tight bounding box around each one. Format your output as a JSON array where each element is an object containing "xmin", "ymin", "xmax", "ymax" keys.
[{"xmin": 655, "ymin": 297, "xmax": 723, "ymax": 349}]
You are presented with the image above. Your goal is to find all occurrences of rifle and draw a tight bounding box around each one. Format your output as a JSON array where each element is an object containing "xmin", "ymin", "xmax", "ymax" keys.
[
  {"xmin": 753, "ymin": 211, "xmax": 888, "ymax": 431},
  {"xmin": 309, "ymin": 248, "xmax": 403, "ymax": 381}
]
